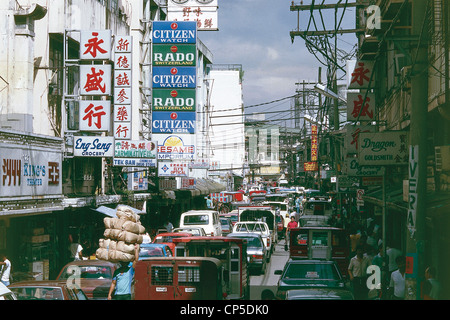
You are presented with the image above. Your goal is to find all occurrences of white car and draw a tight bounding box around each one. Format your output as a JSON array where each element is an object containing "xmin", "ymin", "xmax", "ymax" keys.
[
  {"xmin": 0, "ymin": 282, "xmax": 17, "ymax": 300},
  {"xmin": 179, "ymin": 210, "xmax": 222, "ymax": 236},
  {"xmin": 232, "ymin": 221, "xmax": 272, "ymax": 260}
]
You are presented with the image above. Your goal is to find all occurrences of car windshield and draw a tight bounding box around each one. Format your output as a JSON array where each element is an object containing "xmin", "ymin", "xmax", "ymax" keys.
[
  {"xmin": 139, "ymin": 246, "xmax": 165, "ymax": 258},
  {"xmin": 10, "ymin": 287, "xmax": 64, "ymax": 300},
  {"xmin": 174, "ymin": 228, "xmax": 201, "ymax": 236},
  {"xmin": 154, "ymin": 235, "xmax": 180, "ymax": 243},
  {"xmin": 236, "ymin": 223, "xmax": 266, "ymax": 232},
  {"xmin": 284, "ymin": 263, "xmax": 340, "ymax": 281},
  {"xmin": 184, "ymin": 214, "xmax": 209, "ymax": 225},
  {"xmin": 58, "ymin": 265, "xmax": 113, "ymax": 280}
]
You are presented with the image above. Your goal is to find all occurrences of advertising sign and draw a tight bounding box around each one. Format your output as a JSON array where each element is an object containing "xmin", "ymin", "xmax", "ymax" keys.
[
  {"xmin": 80, "ymin": 65, "xmax": 111, "ymax": 95},
  {"xmin": 158, "ymin": 161, "xmax": 189, "ymax": 177},
  {"xmin": 347, "ymin": 93, "xmax": 376, "ymax": 121},
  {"xmin": 79, "ymin": 101, "xmax": 111, "ymax": 132},
  {"xmin": 348, "ymin": 60, "xmax": 374, "ymax": 89},
  {"xmin": 152, "ymin": 21, "xmax": 197, "ymax": 44},
  {"xmin": 114, "ymin": 140, "xmax": 157, "ymax": 158},
  {"xmin": 152, "ymin": 66, "xmax": 196, "ymax": 88},
  {"xmin": 345, "ymin": 124, "xmax": 376, "ymax": 154},
  {"xmin": 113, "ymin": 158, "xmax": 156, "ymax": 167},
  {"xmin": 344, "ymin": 157, "xmax": 385, "ymax": 177},
  {"xmin": 73, "ymin": 136, "xmax": 114, "ymax": 157},
  {"xmin": 152, "ymin": 89, "xmax": 196, "ymax": 112},
  {"xmin": 358, "ymin": 131, "xmax": 408, "ymax": 165},
  {"xmin": 304, "ymin": 162, "xmax": 318, "ymax": 172},
  {"xmin": 155, "ymin": 134, "xmax": 196, "ymax": 160},
  {"xmin": 167, "ymin": 0, "xmax": 218, "ymax": 31},
  {"xmin": 80, "ymin": 30, "xmax": 111, "ymax": 60},
  {"xmin": 152, "ymin": 111, "xmax": 196, "ymax": 134},
  {"xmin": 114, "ymin": 122, "xmax": 132, "ymax": 140},
  {"xmin": 0, "ymin": 144, "xmax": 62, "ymax": 197},
  {"xmin": 153, "ymin": 44, "xmax": 196, "ymax": 66}
]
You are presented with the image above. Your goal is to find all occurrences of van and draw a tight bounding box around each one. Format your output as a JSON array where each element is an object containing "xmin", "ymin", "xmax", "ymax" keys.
[{"xmin": 179, "ymin": 210, "xmax": 222, "ymax": 236}]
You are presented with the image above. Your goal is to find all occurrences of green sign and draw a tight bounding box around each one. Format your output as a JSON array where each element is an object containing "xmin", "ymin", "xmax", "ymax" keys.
[
  {"xmin": 152, "ymin": 89, "xmax": 196, "ymax": 112},
  {"xmin": 152, "ymin": 44, "xmax": 196, "ymax": 66}
]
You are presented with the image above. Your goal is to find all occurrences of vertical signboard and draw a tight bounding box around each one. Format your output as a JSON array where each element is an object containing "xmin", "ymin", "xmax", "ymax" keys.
[
  {"xmin": 114, "ymin": 35, "xmax": 133, "ymax": 140},
  {"xmin": 152, "ymin": 21, "xmax": 198, "ymax": 166}
]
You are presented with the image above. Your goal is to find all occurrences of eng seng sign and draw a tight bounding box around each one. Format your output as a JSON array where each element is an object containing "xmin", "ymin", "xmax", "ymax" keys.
[{"xmin": 358, "ymin": 131, "xmax": 408, "ymax": 166}]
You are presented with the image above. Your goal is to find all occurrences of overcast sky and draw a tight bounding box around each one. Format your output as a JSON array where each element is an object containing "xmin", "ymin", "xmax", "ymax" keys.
[{"xmin": 198, "ymin": 0, "xmax": 358, "ymax": 126}]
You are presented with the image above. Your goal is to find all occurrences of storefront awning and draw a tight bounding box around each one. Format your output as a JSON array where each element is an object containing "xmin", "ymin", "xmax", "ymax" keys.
[
  {"xmin": 194, "ymin": 179, "xmax": 225, "ymax": 196},
  {"xmin": 93, "ymin": 204, "xmax": 145, "ymax": 218},
  {"xmin": 362, "ymin": 185, "xmax": 407, "ymax": 211}
]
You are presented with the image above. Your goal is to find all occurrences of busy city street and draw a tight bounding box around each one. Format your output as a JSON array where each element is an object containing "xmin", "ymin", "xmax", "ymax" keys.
[{"xmin": 1, "ymin": 0, "xmax": 449, "ymax": 304}]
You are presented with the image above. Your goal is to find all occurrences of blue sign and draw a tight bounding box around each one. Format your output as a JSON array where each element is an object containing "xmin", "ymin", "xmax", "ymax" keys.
[
  {"xmin": 152, "ymin": 111, "xmax": 196, "ymax": 134},
  {"xmin": 152, "ymin": 21, "xmax": 197, "ymax": 44},
  {"xmin": 152, "ymin": 66, "xmax": 196, "ymax": 89}
]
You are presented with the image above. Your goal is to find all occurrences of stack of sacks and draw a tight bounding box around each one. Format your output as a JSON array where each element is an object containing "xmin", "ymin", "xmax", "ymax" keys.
[{"xmin": 96, "ymin": 206, "xmax": 146, "ymax": 262}]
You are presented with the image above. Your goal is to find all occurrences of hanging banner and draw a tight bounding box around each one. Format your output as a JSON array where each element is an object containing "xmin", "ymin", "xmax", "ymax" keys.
[
  {"xmin": 152, "ymin": 111, "xmax": 196, "ymax": 134},
  {"xmin": 152, "ymin": 21, "xmax": 197, "ymax": 44},
  {"xmin": 152, "ymin": 89, "xmax": 196, "ymax": 112}
]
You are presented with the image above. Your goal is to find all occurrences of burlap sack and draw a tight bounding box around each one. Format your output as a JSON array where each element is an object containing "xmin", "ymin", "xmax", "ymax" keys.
[
  {"xmin": 95, "ymin": 247, "xmax": 109, "ymax": 261},
  {"xmin": 122, "ymin": 220, "xmax": 146, "ymax": 234},
  {"xmin": 116, "ymin": 206, "xmax": 139, "ymax": 222},
  {"xmin": 108, "ymin": 249, "xmax": 135, "ymax": 262},
  {"xmin": 116, "ymin": 241, "xmax": 136, "ymax": 254}
]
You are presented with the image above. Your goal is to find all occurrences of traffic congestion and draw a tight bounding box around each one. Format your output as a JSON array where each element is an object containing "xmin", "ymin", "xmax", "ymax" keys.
[{"xmin": 2, "ymin": 183, "xmax": 387, "ymax": 301}]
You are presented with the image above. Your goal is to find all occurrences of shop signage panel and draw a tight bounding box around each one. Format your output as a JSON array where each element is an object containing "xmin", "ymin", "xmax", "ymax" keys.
[
  {"xmin": 158, "ymin": 161, "xmax": 189, "ymax": 177},
  {"xmin": 343, "ymin": 157, "xmax": 386, "ymax": 176},
  {"xmin": 79, "ymin": 100, "xmax": 111, "ymax": 132},
  {"xmin": 358, "ymin": 131, "xmax": 408, "ymax": 166},
  {"xmin": 114, "ymin": 140, "xmax": 157, "ymax": 158},
  {"xmin": 167, "ymin": 1, "xmax": 218, "ymax": 31},
  {"xmin": 114, "ymin": 122, "xmax": 132, "ymax": 140},
  {"xmin": 345, "ymin": 124, "xmax": 376, "ymax": 154},
  {"xmin": 73, "ymin": 136, "xmax": 114, "ymax": 157},
  {"xmin": 80, "ymin": 65, "xmax": 111, "ymax": 95},
  {"xmin": 152, "ymin": 21, "xmax": 197, "ymax": 44},
  {"xmin": 154, "ymin": 134, "xmax": 196, "ymax": 160},
  {"xmin": 152, "ymin": 89, "xmax": 196, "ymax": 112},
  {"xmin": 0, "ymin": 144, "xmax": 62, "ymax": 197},
  {"xmin": 113, "ymin": 158, "xmax": 156, "ymax": 167},
  {"xmin": 80, "ymin": 30, "xmax": 112, "ymax": 60},
  {"xmin": 152, "ymin": 111, "xmax": 196, "ymax": 134},
  {"xmin": 348, "ymin": 60, "xmax": 374, "ymax": 89},
  {"xmin": 152, "ymin": 66, "xmax": 197, "ymax": 88},
  {"xmin": 153, "ymin": 44, "xmax": 197, "ymax": 66},
  {"xmin": 347, "ymin": 93, "xmax": 376, "ymax": 121}
]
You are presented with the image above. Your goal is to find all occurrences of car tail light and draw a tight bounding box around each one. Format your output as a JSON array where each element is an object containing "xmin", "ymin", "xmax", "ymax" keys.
[{"xmin": 252, "ymin": 254, "xmax": 263, "ymax": 260}]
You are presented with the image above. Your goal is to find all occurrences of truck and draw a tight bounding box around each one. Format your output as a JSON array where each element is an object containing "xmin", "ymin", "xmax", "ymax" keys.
[{"xmin": 237, "ymin": 206, "xmax": 278, "ymax": 251}]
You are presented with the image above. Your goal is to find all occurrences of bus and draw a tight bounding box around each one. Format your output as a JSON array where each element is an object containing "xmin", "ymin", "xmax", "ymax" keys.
[{"xmin": 172, "ymin": 236, "xmax": 250, "ymax": 300}]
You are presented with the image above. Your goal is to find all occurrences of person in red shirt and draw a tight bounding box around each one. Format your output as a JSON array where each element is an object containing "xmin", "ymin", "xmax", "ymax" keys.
[{"xmin": 285, "ymin": 216, "xmax": 298, "ymax": 250}]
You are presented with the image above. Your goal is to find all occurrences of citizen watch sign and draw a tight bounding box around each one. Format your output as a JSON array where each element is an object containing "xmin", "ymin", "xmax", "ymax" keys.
[{"xmin": 152, "ymin": 112, "xmax": 196, "ymax": 134}]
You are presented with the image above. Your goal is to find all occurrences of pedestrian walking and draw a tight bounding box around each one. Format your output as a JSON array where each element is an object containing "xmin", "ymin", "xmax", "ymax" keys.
[
  {"xmin": 348, "ymin": 245, "xmax": 371, "ymax": 300},
  {"xmin": 0, "ymin": 253, "xmax": 12, "ymax": 286},
  {"xmin": 108, "ymin": 245, "xmax": 140, "ymax": 300},
  {"xmin": 386, "ymin": 245, "xmax": 402, "ymax": 279},
  {"xmin": 423, "ymin": 266, "xmax": 441, "ymax": 300},
  {"xmin": 388, "ymin": 255, "xmax": 406, "ymax": 300},
  {"xmin": 163, "ymin": 220, "xmax": 173, "ymax": 233}
]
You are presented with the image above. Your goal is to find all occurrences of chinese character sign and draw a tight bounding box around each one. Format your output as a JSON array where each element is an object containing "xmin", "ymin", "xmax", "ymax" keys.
[
  {"xmin": 79, "ymin": 101, "xmax": 111, "ymax": 131},
  {"xmin": 80, "ymin": 65, "xmax": 111, "ymax": 95},
  {"xmin": 348, "ymin": 60, "xmax": 374, "ymax": 89},
  {"xmin": 167, "ymin": 0, "xmax": 218, "ymax": 31},
  {"xmin": 345, "ymin": 124, "xmax": 376, "ymax": 154},
  {"xmin": 347, "ymin": 93, "xmax": 376, "ymax": 121},
  {"xmin": 80, "ymin": 30, "xmax": 112, "ymax": 60},
  {"xmin": 311, "ymin": 125, "xmax": 318, "ymax": 163}
]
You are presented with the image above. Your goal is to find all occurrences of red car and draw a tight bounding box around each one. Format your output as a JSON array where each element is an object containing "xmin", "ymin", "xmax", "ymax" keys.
[
  {"xmin": 8, "ymin": 280, "xmax": 88, "ymax": 300},
  {"xmin": 152, "ymin": 232, "xmax": 193, "ymax": 253},
  {"xmin": 56, "ymin": 260, "xmax": 118, "ymax": 300}
]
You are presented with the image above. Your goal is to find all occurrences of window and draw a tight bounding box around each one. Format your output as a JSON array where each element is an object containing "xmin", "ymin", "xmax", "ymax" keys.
[
  {"xmin": 151, "ymin": 266, "xmax": 173, "ymax": 286},
  {"xmin": 178, "ymin": 266, "xmax": 200, "ymax": 286},
  {"xmin": 184, "ymin": 215, "xmax": 209, "ymax": 225}
]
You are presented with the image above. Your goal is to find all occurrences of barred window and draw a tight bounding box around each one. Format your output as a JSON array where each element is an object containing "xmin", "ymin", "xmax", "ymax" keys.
[
  {"xmin": 178, "ymin": 266, "xmax": 200, "ymax": 286},
  {"xmin": 151, "ymin": 266, "xmax": 173, "ymax": 285}
]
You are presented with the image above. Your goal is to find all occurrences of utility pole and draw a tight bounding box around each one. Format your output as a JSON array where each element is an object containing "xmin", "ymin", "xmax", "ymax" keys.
[{"xmin": 406, "ymin": 0, "xmax": 428, "ymax": 300}]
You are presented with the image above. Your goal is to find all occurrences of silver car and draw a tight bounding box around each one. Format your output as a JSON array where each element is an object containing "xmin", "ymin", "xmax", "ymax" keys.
[{"xmin": 227, "ymin": 232, "xmax": 268, "ymax": 275}]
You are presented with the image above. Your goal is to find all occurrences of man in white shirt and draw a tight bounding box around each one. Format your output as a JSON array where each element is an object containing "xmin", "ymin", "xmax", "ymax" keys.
[
  {"xmin": 389, "ymin": 255, "xmax": 406, "ymax": 300},
  {"xmin": 0, "ymin": 253, "xmax": 11, "ymax": 286}
]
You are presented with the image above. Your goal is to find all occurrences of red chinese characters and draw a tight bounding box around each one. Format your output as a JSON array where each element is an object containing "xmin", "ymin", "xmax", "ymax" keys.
[
  {"xmin": 80, "ymin": 30, "xmax": 111, "ymax": 60},
  {"xmin": 80, "ymin": 65, "xmax": 111, "ymax": 95},
  {"xmin": 79, "ymin": 101, "xmax": 111, "ymax": 131}
]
